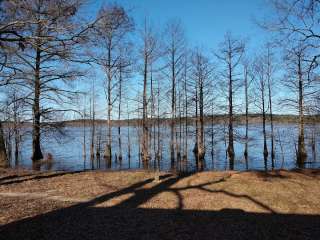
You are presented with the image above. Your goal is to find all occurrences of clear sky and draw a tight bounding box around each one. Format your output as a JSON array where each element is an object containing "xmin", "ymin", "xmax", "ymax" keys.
[
  {"xmin": 86, "ymin": 0, "xmax": 271, "ymax": 50},
  {"xmin": 77, "ymin": 0, "xmax": 286, "ymax": 119}
]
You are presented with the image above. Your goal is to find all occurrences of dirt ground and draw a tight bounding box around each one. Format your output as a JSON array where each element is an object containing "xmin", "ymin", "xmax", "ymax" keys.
[{"xmin": 0, "ymin": 168, "xmax": 319, "ymax": 240}]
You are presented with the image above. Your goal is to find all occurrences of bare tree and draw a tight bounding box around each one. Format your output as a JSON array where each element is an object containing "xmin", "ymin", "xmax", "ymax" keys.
[
  {"xmin": 253, "ymin": 56, "xmax": 269, "ymax": 170},
  {"xmin": 164, "ymin": 20, "xmax": 186, "ymax": 170},
  {"xmin": 264, "ymin": 0, "xmax": 320, "ymax": 167},
  {"xmin": 265, "ymin": 44, "xmax": 276, "ymax": 169},
  {"xmin": 264, "ymin": 0, "xmax": 320, "ymax": 71},
  {"xmin": 89, "ymin": 78, "xmax": 96, "ymax": 160},
  {"xmin": 0, "ymin": 1, "xmax": 27, "ymax": 167},
  {"xmin": 242, "ymin": 61, "xmax": 251, "ymax": 170},
  {"xmin": 182, "ymin": 51, "xmax": 190, "ymax": 163},
  {"xmin": 1, "ymin": 0, "xmax": 94, "ymax": 166},
  {"xmin": 216, "ymin": 33, "xmax": 245, "ymax": 170},
  {"xmin": 116, "ymin": 44, "xmax": 133, "ymax": 166},
  {"xmin": 139, "ymin": 19, "xmax": 158, "ymax": 167},
  {"xmin": 91, "ymin": 3, "xmax": 133, "ymax": 164},
  {"xmin": 190, "ymin": 48, "xmax": 212, "ymax": 171},
  {"xmin": 282, "ymin": 44, "xmax": 314, "ymax": 167}
]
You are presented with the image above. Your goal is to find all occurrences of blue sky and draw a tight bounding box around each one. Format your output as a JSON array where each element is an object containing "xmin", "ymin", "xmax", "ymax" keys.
[
  {"xmin": 86, "ymin": 0, "xmax": 271, "ymax": 50},
  {"xmin": 75, "ymin": 0, "xmax": 289, "ymax": 119}
]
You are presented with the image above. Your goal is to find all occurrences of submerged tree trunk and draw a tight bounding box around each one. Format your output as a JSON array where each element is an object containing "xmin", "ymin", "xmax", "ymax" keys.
[
  {"xmin": 118, "ymin": 62, "xmax": 123, "ymax": 165},
  {"xmin": 261, "ymin": 80, "xmax": 268, "ymax": 171},
  {"xmin": 104, "ymin": 43, "xmax": 112, "ymax": 167},
  {"xmin": 183, "ymin": 64, "xmax": 188, "ymax": 161},
  {"xmin": 32, "ymin": 42, "xmax": 43, "ymax": 162},
  {"xmin": 82, "ymin": 103, "xmax": 86, "ymax": 160},
  {"xmin": 297, "ymin": 57, "xmax": 307, "ymax": 167},
  {"xmin": 141, "ymin": 47, "xmax": 149, "ymax": 167},
  {"xmin": 90, "ymin": 92, "xmax": 95, "ymax": 160},
  {"xmin": 198, "ymin": 78, "xmax": 205, "ymax": 170},
  {"xmin": 193, "ymin": 79, "xmax": 205, "ymax": 171},
  {"xmin": 127, "ymin": 109, "xmax": 131, "ymax": 168},
  {"xmin": 227, "ymin": 59, "xmax": 235, "ymax": 170},
  {"xmin": 267, "ymin": 48, "xmax": 275, "ymax": 169},
  {"xmin": 170, "ymin": 53, "xmax": 176, "ymax": 170},
  {"xmin": 244, "ymin": 65, "xmax": 249, "ymax": 170},
  {"xmin": 177, "ymin": 89, "xmax": 182, "ymax": 170},
  {"xmin": 193, "ymin": 83, "xmax": 199, "ymax": 169},
  {"xmin": 156, "ymin": 77, "xmax": 161, "ymax": 170}
]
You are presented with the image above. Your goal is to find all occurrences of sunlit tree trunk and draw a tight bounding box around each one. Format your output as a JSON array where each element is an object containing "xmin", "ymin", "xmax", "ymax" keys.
[
  {"xmin": 141, "ymin": 41, "xmax": 149, "ymax": 167},
  {"xmin": 170, "ymin": 48, "xmax": 176, "ymax": 170}
]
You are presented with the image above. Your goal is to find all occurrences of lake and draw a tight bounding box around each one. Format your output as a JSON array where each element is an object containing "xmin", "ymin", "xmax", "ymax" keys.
[{"xmin": 6, "ymin": 122, "xmax": 320, "ymax": 172}]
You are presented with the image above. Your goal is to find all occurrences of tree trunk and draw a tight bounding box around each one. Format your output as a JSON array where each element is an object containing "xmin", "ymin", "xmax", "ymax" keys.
[
  {"xmin": 267, "ymin": 48, "xmax": 275, "ymax": 169},
  {"xmin": 297, "ymin": 57, "xmax": 307, "ymax": 167},
  {"xmin": 0, "ymin": 121, "xmax": 8, "ymax": 168},
  {"xmin": 104, "ymin": 43, "xmax": 112, "ymax": 167},
  {"xmin": 244, "ymin": 66, "xmax": 249, "ymax": 170},
  {"xmin": 90, "ymin": 94, "xmax": 95, "ymax": 160},
  {"xmin": 31, "ymin": 43, "xmax": 43, "ymax": 162},
  {"xmin": 184, "ymin": 63, "xmax": 188, "ymax": 161},
  {"xmin": 227, "ymin": 60, "xmax": 235, "ymax": 170},
  {"xmin": 198, "ymin": 79, "xmax": 205, "ymax": 170},
  {"xmin": 262, "ymin": 81, "xmax": 268, "ymax": 171},
  {"xmin": 170, "ymin": 49, "xmax": 176, "ymax": 170},
  {"xmin": 127, "ymin": 103, "xmax": 131, "ymax": 168},
  {"xmin": 141, "ymin": 50, "xmax": 149, "ymax": 167},
  {"xmin": 156, "ymin": 78, "xmax": 161, "ymax": 170},
  {"xmin": 118, "ymin": 62, "xmax": 123, "ymax": 165}
]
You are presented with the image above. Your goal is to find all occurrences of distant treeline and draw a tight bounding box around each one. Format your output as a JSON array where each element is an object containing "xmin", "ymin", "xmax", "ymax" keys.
[
  {"xmin": 3, "ymin": 114, "xmax": 319, "ymax": 129},
  {"xmin": 61, "ymin": 114, "xmax": 320, "ymax": 127}
]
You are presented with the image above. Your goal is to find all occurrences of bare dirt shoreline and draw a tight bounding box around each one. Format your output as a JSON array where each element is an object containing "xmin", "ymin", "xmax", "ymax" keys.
[{"xmin": 0, "ymin": 168, "xmax": 319, "ymax": 239}]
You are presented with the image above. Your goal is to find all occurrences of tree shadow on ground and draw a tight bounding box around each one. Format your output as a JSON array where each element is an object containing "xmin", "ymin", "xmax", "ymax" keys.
[
  {"xmin": 0, "ymin": 170, "xmax": 86, "ymax": 186},
  {"xmin": 0, "ymin": 172, "xmax": 319, "ymax": 240}
]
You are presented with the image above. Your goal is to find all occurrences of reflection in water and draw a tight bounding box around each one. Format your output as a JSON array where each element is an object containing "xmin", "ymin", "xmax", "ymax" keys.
[
  {"xmin": 5, "ymin": 123, "xmax": 320, "ymax": 172},
  {"xmin": 30, "ymin": 153, "xmax": 54, "ymax": 171}
]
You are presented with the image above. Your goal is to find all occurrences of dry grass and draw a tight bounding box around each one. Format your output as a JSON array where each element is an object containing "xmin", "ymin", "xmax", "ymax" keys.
[{"xmin": 0, "ymin": 168, "xmax": 319, "ymax": 239}]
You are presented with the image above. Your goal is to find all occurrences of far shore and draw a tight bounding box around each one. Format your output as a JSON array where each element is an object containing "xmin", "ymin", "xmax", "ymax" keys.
[{"xmin": 2, "ymin": 114, "xmax": 320, "ymax": 128}]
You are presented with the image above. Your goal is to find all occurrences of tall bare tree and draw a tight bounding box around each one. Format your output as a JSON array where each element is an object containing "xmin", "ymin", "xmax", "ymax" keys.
[
  {"xmin": 253, "ymin": 56, "xmax": 269, "ymax": 170},
  {"xmin": 191, "ymin": 49, "xmax": 212, "ymax": 171},
  {"xmin": 216, "ymin": 33, "xmax": 245, "ymax": 170},
  {"xmin": 282, "ymin": 45, "xmax": 314, "ymax": 167},
  {"xmin": 164, "ymin": 20, "xmax": 186, "ymax": 170},
  {"xmin": 139, "ymin": 19, "xmax": 158, "ymax": 167},
  {"xmin": 116, "ymin": 44, "xmax": 132, "ymax": 166},
  {"xmin": 92, "ymin": 4, "xmax": 133, "ymax": 164},
  {"xmin": 265, "ymin": 44, "xmax": 276, "ymax": 169},
  {"xmin": 242, "ymin": 61, "xmax": 251, "ymax": 169}
]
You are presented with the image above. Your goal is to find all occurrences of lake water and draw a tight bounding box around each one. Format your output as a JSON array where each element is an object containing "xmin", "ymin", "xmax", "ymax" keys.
[{"xmin": 6, "ymin": 123, "xmax": 320, "ymax": 172}]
